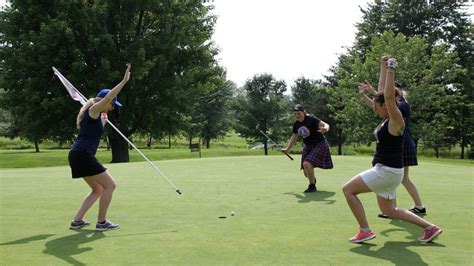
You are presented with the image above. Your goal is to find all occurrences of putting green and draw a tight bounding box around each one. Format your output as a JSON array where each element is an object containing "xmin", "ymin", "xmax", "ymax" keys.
[{"xmin": 0, "ymin": 156, "xmax": 472, "ymax": 265}]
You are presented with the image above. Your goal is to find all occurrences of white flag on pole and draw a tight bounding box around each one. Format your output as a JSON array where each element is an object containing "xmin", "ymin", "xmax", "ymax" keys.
[{"xmin": 52, "ymin": 67, "xmax": 86, "ymax": 105}]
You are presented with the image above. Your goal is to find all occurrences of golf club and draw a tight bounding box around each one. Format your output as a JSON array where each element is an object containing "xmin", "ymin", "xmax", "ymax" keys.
[{"xmin": 255, "ymin": 124, "xmax": 294, "ymax": 161}]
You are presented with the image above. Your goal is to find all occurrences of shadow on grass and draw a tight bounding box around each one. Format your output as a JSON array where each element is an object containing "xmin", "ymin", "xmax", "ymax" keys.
[
  {"xmin": 380, "ymin": 219, "xmax": 423, "ymax": 241},
  {"xmin": 283, "ymin": 191, "xmax": 336, "ymax": 204},
  {"xmin": 350, "ymin": 241, "xmax": 445, "ymax": 265},
  {"xmin": 0, "ymin": 234, "xmax": 55, "ymax": 245},
  {"xmin": 350, "ymin": 219, "xmax": 446, "ymax": 265},
  {"xmin": 43, "ymin": 230, "xmax": 105, "ymax": 266}
]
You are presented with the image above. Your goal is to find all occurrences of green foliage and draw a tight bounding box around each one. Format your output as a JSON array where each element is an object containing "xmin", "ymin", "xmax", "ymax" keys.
[
  {"xmin": 189, "ymin": 79, "xmax": 235, "ymax": 148},
  {"xmin": 0, "ymin": 0, "xmax": 223, "ymax": 161},
  {"xmin": 233, "ymin": 74, "xmax": 292, "ymax": 154},
  {"xmin": 327, "ymin": 0, "xmax": 472, "ymax": 158}
]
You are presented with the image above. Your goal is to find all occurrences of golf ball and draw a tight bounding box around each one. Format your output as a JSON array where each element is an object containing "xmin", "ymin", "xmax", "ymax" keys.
[{"xmin": 231, "ymin": 211, "xmax": 235, "ymax": 216}]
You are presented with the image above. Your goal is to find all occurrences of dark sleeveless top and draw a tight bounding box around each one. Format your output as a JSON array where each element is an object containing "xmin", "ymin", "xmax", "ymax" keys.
[
  {"xmin": 70, "ymin": 108, "xmax": 104, "ymax": 155},
  {"xmin": 372, "ymin": 119, "xmax": 404, "ymax": 168}
]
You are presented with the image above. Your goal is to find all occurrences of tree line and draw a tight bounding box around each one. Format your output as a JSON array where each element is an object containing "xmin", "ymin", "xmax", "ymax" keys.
[{"xmin": 1, "ymin": 0, "xmax": 472, "ymax": 161}]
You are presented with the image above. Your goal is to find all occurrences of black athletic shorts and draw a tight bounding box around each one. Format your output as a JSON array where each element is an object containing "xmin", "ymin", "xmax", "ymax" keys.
[{"xmin": 68, "ymin": 150, "xmax": 106, "ymax": 179}]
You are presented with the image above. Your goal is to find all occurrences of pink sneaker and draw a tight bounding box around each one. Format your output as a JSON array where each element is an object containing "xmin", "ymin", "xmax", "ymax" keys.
[
  {"xmin": 418, "ymin": 226, "xmax": 442, "ymax": 243},
  {"xmin": 349, "ymin": 230, "xmax": 376, "ymax": 243}
]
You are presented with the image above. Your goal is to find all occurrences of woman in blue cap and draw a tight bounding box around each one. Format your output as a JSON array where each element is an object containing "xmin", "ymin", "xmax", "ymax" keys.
[{"xmin": 68, "ymin": 63, "xmax": 131, "ymax": 231}]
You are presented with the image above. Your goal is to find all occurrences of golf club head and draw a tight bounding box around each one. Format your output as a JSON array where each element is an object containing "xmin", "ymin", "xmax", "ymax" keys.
[{"xmin": 255, "ymin": 124, "xmax": 260, "ymax": 130}]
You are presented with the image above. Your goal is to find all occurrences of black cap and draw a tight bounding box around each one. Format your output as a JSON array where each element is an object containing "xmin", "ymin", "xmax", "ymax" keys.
[{"xmin": 293, "ymin": 104, "xmax": 305, "ymax": 112}]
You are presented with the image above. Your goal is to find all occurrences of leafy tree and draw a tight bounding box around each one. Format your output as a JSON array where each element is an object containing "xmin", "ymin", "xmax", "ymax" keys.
[
  {"xmin": 326, "ymin": 31, "xmax": 463, "ymax": 156},
  {"xmin": 353, "ymin": 0, "xmax": 473, "ymax": 158},
  {"xmin": 233, "ymin": 74, "xmax": 291, "ymax": 155},
  {"xmin": 410, "ymin": 44, "xmax": 466, "ymax": 157},
  {"xmin": 191, "ymin": 76, "xmax": 235, "ymax": 149},
  {"xmin": 0, "ymin": 0, "xmax": 221, "ymax": 161}
]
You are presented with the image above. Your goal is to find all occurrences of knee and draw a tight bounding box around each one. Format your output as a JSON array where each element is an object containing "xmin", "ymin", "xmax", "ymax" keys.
[
  {"xmin": 91, "ymin": 186, "xmax": 104, "ymax": 195},
  {"xmin": 379, "ymin": 205, "xmax": 396, "ymax": 216},
  {"xmin": 108, "ymin": 181, "xmax": 117, "ymax": 191},
  {"xmin": 342, "ymin": 184, "xmax": 351, "ymax": 197},
  {"xmin": 302, "ymin": 161, "xmax": 312, "ymax": 169}
]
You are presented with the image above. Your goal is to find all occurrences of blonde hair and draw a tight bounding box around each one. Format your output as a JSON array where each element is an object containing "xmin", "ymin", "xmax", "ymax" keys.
[{"xmin": 76, "ymin": 98, "xmax": 100, "ymax": 129}]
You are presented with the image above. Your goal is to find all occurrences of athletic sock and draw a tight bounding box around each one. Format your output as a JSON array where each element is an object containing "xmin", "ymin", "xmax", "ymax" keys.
[
  {"xmin": 424, "ymin": 225, "xmax": 433, "ymax": 231},
  {"xmin": 360, "ymin": 227, "xmax": 371, "ymax": 232},
  {"xmin": 98, "ymin": 220, "xmax": 106, "ymax": 224},
  {"xmin": 309, "ymin": 183, "xmax": 316, "ymax": 187},
  {"xmin": 415, "ymin": 205, "xmax": 424, "ymax": 209}
]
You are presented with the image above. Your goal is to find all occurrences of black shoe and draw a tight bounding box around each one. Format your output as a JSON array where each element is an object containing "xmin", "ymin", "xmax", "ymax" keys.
[
  {"xmin": 409, "ymin": 207, "xmax": 426, "ymax": 216},
  {"xmin": 304, "ymin": 184, "xmax": 317, "ymax": 193},
  {"xmin": 69, "ymin": 220, "xmax": 91, "ymax": 229},
  {"xmin": 377, "ymin": 214, "xmax": 390, "ymax": 219}
]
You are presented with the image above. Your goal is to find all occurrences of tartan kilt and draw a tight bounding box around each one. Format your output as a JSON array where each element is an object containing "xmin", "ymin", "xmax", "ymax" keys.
[
  {"xmin": 403, "ymin": 147, "xmax": 418, "ymax": 166},
  {"xmin": 301, "ymin": 139, "xmax": 333, "ymax": 170}
]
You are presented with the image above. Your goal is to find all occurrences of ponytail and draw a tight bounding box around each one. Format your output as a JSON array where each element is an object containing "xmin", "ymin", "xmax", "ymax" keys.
[{"xmin": 76, "ymin": 98, "xmax": 99, "ymax": 129}]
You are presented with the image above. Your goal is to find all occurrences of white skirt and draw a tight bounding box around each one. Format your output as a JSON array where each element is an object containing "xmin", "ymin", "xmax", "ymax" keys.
[{"xmin": 359, "ymin": 163, "xmax": 403, "ymax": 199}]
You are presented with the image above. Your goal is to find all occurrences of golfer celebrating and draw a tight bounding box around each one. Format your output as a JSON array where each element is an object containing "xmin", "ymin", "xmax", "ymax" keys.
[
  {"xmin": 68, "ymin": 63, "xmax": 131, "ymax": 231},
  {"xmin": 342, "ymin": 57, "xmax": 441, "ymax": 243},
  {"xmin": 282, "ymin": 104, "xmax": 333, "ymax": 193}
]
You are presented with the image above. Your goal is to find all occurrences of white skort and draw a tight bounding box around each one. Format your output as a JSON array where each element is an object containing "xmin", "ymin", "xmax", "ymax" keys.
[{"xmin": 359, "ymin": 163, "xmax": 403, "ymax": 199}]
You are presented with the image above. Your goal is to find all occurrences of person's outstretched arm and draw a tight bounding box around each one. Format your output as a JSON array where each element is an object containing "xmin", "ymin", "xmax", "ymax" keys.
[
  {"xmin": 90, "ymin": 63, "xmax": 131, "ymax": 118},
  {"xmin": 384, "ymin": 57, "xmax": 405, "ymax": 136}
]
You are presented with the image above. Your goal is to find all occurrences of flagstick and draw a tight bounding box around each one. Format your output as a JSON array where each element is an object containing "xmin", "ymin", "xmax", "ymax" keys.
[{"xmin": 53, "ymin": 67, "xmax": 182, "ymax": 195}]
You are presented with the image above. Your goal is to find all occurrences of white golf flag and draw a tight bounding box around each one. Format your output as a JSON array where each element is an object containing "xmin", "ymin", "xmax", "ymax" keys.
[{"xmin": 52, "ymin": 67, "xmax": 86, "ymax": 105}]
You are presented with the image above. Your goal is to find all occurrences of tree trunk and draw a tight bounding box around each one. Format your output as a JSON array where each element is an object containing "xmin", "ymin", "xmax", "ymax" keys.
[
  {"xmin": 435, "ymin": 147, "xmax": 439, "ymax": 159},
  {"xmin": 337, "ymin": 129, "xmax": 343, "ymax": 155},
  {"xmin": 34, "ymin": 139, "xmax": 40, "ymax": 152},
  {"xmin": 146, "ymin": 135, "xmax": 152, "ymax": 149},
  {"xmin": 105, "ymin": 137, "xmax": 110, "ymax": 151},
  {"xmin": 168, "ymin": 132, "xmax": 171, "ymax": 149},
  {"xmin": 264, "ymin": 140, "xmax": 268, "ymax": 155},
  {"xmin": 206, "ymin": 137, "xmax": 210, "ymax": 149},
  {"xmin": 109, "ymin": 133, "xmax": 130, "ymax": 163}
]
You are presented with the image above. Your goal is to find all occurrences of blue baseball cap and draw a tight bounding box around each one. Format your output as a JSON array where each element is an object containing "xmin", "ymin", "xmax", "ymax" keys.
[{"xmin": 96, "ymin": 89, "xmax": 123, "ymax": 107}]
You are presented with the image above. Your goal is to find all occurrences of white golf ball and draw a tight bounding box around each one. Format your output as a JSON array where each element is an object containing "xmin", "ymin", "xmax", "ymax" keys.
[{"xmin": 231, "ymin": 211, "xmax": 235, "ymax": 216}]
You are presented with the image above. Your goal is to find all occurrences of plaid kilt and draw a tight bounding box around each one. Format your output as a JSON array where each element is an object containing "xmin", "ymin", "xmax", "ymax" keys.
[
  {"xmin": 403, "ymin": 147, "xmax": 418, "ymax": 166},
  {"xmin": 301, "ymin": 139, "xmax": 333, "ymax": 170}
]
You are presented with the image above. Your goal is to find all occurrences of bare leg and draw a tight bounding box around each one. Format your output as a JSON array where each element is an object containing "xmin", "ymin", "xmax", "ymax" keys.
[
  {"xmin": 401, "ymin": 167, "xmax": 423, "ymax": 207},
  {"xmin": 377, "ymin": 196, "xmax": 431, "ymax": 228},
  {"xmin": 342, "ymin": 175, "xmax": 372, "ymax": 228},
  {"xmin": 302, "ymin": 161, "xmax": 316, "ymax": 184},
  {"xmin": 73, "ymin": 179, "xmax": 104, "ymax": 221},
  {"xmin": 84, "ymin": 171, "xmax": 116, "ymax": 222}
]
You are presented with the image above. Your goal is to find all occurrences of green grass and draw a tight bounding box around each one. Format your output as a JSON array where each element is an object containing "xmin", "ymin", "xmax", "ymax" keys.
[
  {"xmin": 0, "ymin": 148, "xmax": 286, "ymax": 168},
  {"xmin": 1, "ymin": 156, "xmax": 472, "ymax": 265}
]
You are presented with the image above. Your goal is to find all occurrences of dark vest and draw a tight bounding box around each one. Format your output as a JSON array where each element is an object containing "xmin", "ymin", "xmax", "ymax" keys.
[{"xmin": 71, "ymin": 109, "xmax": 104, "ymax": 155}]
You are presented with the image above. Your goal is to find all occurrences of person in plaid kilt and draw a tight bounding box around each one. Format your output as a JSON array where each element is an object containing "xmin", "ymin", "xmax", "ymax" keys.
[{"xmin": 282, "ymin": 104, "xmax": 333, "ymax": 193}]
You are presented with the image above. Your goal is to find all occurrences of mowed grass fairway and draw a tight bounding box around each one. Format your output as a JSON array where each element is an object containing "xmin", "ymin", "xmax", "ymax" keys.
[{"xmin": 1, "ymin": 156, "xmax": 472, "ymax": 265}]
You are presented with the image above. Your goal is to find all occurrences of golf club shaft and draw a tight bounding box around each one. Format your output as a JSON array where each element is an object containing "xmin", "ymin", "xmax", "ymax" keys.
[
  {"xmin": 257, "ymin": 129, "xmax": 293, "ymax": 161},
  {"xmin": 282, "ymin": 151, "xmax": 294, "ymax": 161}
]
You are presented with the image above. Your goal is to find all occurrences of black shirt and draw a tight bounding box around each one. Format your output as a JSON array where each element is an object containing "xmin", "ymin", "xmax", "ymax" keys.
[
  {"xmin": 372, "ymin": 119, "xmax": 404, "ymax": 168},
  {"xmin": 292, "ymin": 115, "xmax": 326, "ymax": 146}
]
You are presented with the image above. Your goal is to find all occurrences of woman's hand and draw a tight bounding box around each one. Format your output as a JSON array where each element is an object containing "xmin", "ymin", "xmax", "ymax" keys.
[{"xmin": 123, "ymin": 63, "xmax": 131, "ymax": 83}]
